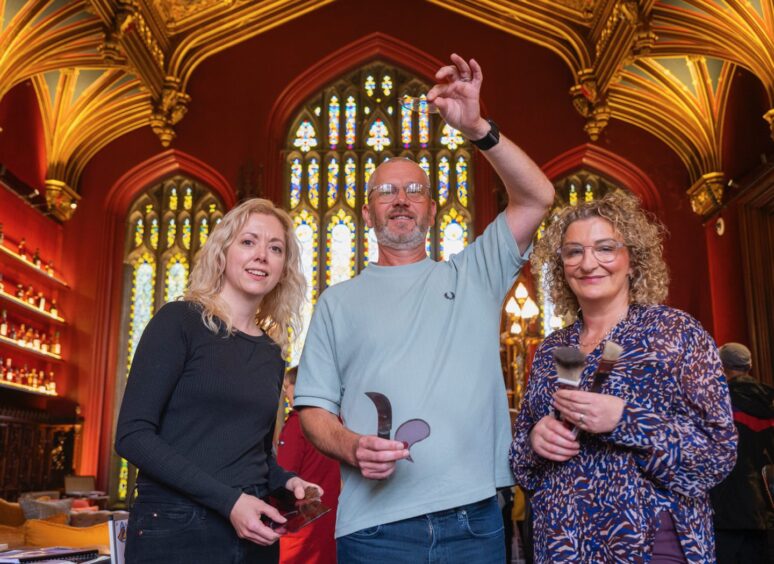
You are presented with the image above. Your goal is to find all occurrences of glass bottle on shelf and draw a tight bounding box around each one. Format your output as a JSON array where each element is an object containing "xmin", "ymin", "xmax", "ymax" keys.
[
  {"xmin": 0, "ymin": 223, "xmax": 4, "ymax": 245},
  {"xmin": 17, "ymin": 324, "xmax": 26, "ymax": 346},
  {"xmin": 52, "ymin": 331, "xmax": 61, "ymax": 355},
  {"xmin": 15, "ymin": 284, "xmax": 23, "ymax": 298},
  {"xmin": 6, "ymin": 359, "xmax": 14, "ymax": 383},
  {"xmin": 46, "ymin": 261, "xmax": 54, "ymax": 276},
  {"xmin": 0, "ymin": 273, "xmax": 3, "ymax": 292},
  {"xmin": 37, "ymin": 292, "xmax": 46, "ymax": 311},
  {"xmin": 47, "ymin": 371, "xmax": 56, "ymax": 394},
  {"xmin": 50, "ymin": 300, "xmax": 58, "ymax": 318},
  {"xmin": 32, "ymin": 330, "xmax": 41, "ymax": 350},
  {"xmin": 33, "ymin": 248, "xmax": 41, "ymax": 268},
  {"xmin": 0, "ymin": 310, "xmax": 6, "ymax": 336},
  {"xmin": 26, "ymin": 285, "xmax": 35, "ymax": 305},
  {"xmin": 18, "ymin": 238, "xmax": 27, "ymax": 260},
  {"xmin": 40, "ymin": 333, "xmax": 49, "ymax": 353}
]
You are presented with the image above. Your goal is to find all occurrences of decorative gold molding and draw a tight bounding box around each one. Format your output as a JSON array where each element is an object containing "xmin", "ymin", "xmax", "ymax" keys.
[
  {"xmin": 150, "ymin": 77, "xmax": 191, "ymax": 146},
  {"xmin": 44, "ymin": 179, "xmax": 81, "ymax": 221},
  {"xmin": 687, "ymin": 172, "xmax": 725, "ymax": 217},
  {"xmin": 764, "ymin": 108, "xmax": 774, "ymax": 142}
]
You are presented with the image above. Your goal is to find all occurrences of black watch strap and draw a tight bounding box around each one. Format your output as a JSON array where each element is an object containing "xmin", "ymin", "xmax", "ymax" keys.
[{"xmin": 470, "ymin": 119, "xmax": 500, "ymax": 151}]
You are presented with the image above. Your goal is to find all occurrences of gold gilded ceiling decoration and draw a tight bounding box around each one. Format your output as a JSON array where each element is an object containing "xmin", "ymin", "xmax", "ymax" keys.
[
  {"xmin": 431, "ymin": 0, "xmax": 774, "ymax": 216},
  {"xmin": 0, "ymin": 0, "xmax": 772, "ymax": 220}
]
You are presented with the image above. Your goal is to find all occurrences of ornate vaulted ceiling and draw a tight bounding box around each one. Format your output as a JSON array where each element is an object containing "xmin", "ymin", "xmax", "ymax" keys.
[{"xmin": 1, "ymin": 0, "xmax": 772, "ymax": 220}]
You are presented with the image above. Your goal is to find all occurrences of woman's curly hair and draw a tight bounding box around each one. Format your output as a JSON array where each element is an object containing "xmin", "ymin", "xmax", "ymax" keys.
[
  {"xmin": 184, "ymin": 198, "xmax": 306, "ymax": 356},
  {"xmin": 531, "ymin": 190, "xmax": 669, "ymax": 321}
]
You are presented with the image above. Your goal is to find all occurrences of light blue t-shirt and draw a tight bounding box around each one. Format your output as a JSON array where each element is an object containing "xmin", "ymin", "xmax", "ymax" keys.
[{"xmin": 295, "ymin": 212, "xmax": 530, "ymax": 538}]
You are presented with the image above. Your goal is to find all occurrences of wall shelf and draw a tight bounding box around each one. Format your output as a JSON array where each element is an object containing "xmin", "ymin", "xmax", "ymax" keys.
[
  {"xmin": 0, "ymin": 379, "xmax": 56, "ymax": 397},
  {"xmin": 0, "ymin": 290, "xmax": 66, "ymax": 324},
  {"xmin": 0, "ymin": 334, "xmax": 63, "ymax": 361},
  {"xmin": 0, "ymin": 244, "xmax": 69, "ymax": 287}
]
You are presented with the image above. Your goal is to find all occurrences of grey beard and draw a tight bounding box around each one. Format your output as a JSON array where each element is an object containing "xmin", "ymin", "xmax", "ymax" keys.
[{"xmin": 374, "ymin": 223, "xmax": 429, "ymax": 250}]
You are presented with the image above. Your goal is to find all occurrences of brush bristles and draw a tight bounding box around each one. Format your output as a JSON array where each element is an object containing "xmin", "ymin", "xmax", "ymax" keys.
[{"xmin": 601, "ymin": 341, "xmax": 623, "ymax": 362}]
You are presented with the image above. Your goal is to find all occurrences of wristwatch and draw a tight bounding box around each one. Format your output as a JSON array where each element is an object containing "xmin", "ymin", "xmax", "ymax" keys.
[{"xmin": 470, "ymin": 119, "xmax": 500, "ymax": 151}]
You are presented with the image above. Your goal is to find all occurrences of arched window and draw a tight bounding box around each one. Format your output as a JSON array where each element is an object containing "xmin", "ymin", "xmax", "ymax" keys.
[
  {"xmin": 111, "ymin": 176, "xmax": 224, "ymax": 502},
  {"xmin": 537, "ymin": 171, "xmax": 623, "ymax": 335},
  {"xmin": 285, "ymin": 62, "xmax": 474, "ymax": 364}
]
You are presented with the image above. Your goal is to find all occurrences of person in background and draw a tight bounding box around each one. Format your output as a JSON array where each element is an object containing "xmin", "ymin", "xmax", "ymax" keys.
[
  {"xmin": 294, "ymin": 53, "xmax": 555, "ymax": 563},
  {"xmin": 276, "ymin": 366, "xmax": 340, "ymax": 564},
  {"xmin": 116, "ymin": 198, "xmax": 322, "ymax": 564},
  {"xmin": 711, "ymin": 342, "xmax": 774, "ymax": 564},
  {"xmin": 510, "ymin": 190, "xmax": 737, "ymax": 562}
]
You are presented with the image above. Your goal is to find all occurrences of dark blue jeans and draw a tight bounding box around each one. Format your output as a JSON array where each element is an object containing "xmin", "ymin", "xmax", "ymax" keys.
[
  {"xmin": 125, "ymin": 483, "xmax": 278, "ymax": 564},
  {"xmin": 336, "ymin": 496, "xmax": 505, "ymax": 563}
]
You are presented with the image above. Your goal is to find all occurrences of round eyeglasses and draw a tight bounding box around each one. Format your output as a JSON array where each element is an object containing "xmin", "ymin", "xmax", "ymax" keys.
[
  {"xmin": 558, "ymin": 240, "xmax": 626, "ymax": 266},
  {"xmin": 367, "ymin": 182, "xmax": 432, "ymax": 203}
]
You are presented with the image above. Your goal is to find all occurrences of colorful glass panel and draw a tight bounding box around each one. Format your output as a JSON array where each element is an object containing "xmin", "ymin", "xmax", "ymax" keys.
[
  {"xmin": 364, "ymin": 75, "xmax": 376, "ymax": 96},
  {"xmin": 439, "ymin": 208, "xmax": 468, "ymax": 261},
  {"xmin": 293, "ymin": 120, "xmax": 318, "ymax": 152},
  {"xmin": 584, "ymin": 183, "xmax": 594, "ymax": 202},
  {"xmin": 328, "ymin": 96, "xmax": 340, "ymax": 148},
  {"xmin": 326, "ymin": 209, "xmax": 356, "ymax": 286},
  {"xmin": 381, "ymin": 75, "xmax": 393, "ymax": 96},
  {"xmin": 199, "ymin": 218, "xmax": 209, "ymax": 247},
  {"xmin": 345, "ymin": 157, "xmax": 357, "ymax": 207},
  {"xmin": 364, "ymin": 157, "xmax": 376, "ymax": 188},
  {"xmin": 401, "ymin": 100, "xmax": 412, "ymax": 147},
  {"xmin": 169, "ymin": 188, "xmax": 178, "ymax": 211},
  {"xmin": 184, "ymin": 187, "xmax": 193, "ymax": 210},
  {"xmin": 150, "ymin": 218, "xmax": 159, "ymax": 249},
  {"xmin": 438, "ymin": 156, "xmax": 450, "ymax": 206},
  {"xmin": 418, "ymin": 94, "xmax": 429, "ymax": 146},
  {"xmin": 364, "ymin": 226, "xmax": 379, "ymax": 265},
  {"xmin": 366, "ymin": 119, "xmax": 390, "ymax": 152},
  {"xmin": 134, "ymin": 218, "xmax": 144, "ymax": 247},
  {"xmin": 419, "ymin": 156, "xmax": 430, "ymax": 180},
  {"xmin": 327, "ymin": 158, "xmax": 339, "ymax": 208},
  {"xmin": 290, "ymin": 158, "xmax": 302, "ymax": 209},
  {"xmin": 308, "ymin": 158, "xmax": 320, "ymax": 209},
  {"xmin": 166, "ymin": 218, "xmax": 176, "ymax": 248},
  {"xmin": 569, "ymin": 183, "xmax": 578, "ymax": 206},
  {"xmin": 345, "ymin": 96, "xmax": 356, "ymax": 148},
  {"xmin": 441, "ymin": 124, "xmax": 464, "ymax": 150},
  {"xmin": 165, "ymin": 255, "xmax": 188, "ymax": 302},
  {"xmin": 455, "ymin": 156, "xmax": 469, "ymax": 207},
  {"xmin": 182, "ymin": 218, "xmax": 192, "ymax": 249}
]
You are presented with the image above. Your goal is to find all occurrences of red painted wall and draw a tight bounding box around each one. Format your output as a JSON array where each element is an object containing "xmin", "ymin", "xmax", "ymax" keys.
[{"xmin": 0, "ymin": 81, "xmax": 47, "ymax": 190}]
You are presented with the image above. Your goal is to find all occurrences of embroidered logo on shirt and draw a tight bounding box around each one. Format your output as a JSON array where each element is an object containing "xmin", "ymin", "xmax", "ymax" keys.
[{"xmin": 444, "ymin": 291, "xmax": 455, "ymax": 300}]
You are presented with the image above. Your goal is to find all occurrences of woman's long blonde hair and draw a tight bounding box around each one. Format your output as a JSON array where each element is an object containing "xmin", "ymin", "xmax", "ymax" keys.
[
  {"xmin": 184, "ymin": 198, "xmax": 306, "ymax": 356},
  {"xmin": 531, "ymin": 190, "xmax": 669, "ymax": 321}
]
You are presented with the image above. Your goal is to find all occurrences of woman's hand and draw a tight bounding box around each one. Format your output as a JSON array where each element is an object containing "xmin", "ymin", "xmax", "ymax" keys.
[
  {"xmin": 285, "ymin": 476, "xmax": 324, "ymax": 500},
  {"xmin": 529, "ymin": 415, "xmax": 581, "ymax": 462},
  {"xmin": 553, "ymin": 389, "xmax": 625, "ymax": 434},
  {"xmin": 229, "ymin": 493, "xmax": 284, "ymax": 545}
]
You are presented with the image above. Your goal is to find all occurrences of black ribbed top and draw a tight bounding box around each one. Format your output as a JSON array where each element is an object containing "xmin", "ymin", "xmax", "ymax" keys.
[{"xmin": 115, "ymin": 301, "xmax": 294, "ymax": 518}]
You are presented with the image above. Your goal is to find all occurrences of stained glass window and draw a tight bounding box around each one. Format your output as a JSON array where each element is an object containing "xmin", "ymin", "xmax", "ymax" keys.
[
  {"xmin": 285, "ymin": 62, "xmax": 474, "ymax": 363},
  {"xmin": 114, "ymin": 176, "xmax": 224, "ymax": 502},
  {"xmin": 293, "ymin": 120, "xmax": 318, "ymax": 152}
]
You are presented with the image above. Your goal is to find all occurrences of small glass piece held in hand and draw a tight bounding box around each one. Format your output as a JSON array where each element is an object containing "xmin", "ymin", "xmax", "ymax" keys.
[{"xmin": 400, "ymin": 95, "xmax": 439, "ymax": 114}]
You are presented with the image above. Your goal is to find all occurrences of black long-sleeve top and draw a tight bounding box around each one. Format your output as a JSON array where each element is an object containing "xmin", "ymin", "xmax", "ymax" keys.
[{"xmin": 115, "ymin": 300, "xmax": 294, "ymax": 518}]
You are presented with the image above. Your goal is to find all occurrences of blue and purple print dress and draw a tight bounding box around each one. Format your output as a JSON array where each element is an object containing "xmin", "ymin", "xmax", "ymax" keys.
[{"xmin": 509, "ymin": 304, "xmax": 737, "ymax": 562}]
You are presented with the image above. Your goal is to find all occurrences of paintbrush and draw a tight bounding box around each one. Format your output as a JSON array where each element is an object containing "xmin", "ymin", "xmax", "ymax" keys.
[{"xmin": 552, "ymin": 346, "xmax": 586, "ymax": 425}]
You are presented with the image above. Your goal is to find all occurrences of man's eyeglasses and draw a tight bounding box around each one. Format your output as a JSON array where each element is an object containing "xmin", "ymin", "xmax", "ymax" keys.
[
  {"xmin": 367, "ymin": 182, "xmax": 431, "ymax": 203},
  {"xmin": 558, "ymin": 240, "xmax": 626, "ymax": 266}
]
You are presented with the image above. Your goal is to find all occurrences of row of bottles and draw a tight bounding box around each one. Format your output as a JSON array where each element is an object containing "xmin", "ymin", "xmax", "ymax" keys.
[
  {"xmin": 0, "ymin": 273, "xmax": 59, "ymax": 315},
  {"xmin": 0, "ymin": 311, "xmax": 62, "ymax": 356},
  {"xmin": 1, "ymin": 356, "xmax": 57, "ymax": 394},
  {"xmin": 0, "ymin": 223, "xmax": 56, "ymax": 276}
]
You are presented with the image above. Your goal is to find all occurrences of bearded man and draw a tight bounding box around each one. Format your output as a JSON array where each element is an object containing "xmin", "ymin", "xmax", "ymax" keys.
[{"xmin": 294, "ymin": 53, "xmax": 554, "ymax": 563}]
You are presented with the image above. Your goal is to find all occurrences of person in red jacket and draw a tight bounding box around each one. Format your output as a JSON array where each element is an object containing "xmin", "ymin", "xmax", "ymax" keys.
[{"xmin": 277, "ymin": 367, "xmax": 340, "ymax": 564}]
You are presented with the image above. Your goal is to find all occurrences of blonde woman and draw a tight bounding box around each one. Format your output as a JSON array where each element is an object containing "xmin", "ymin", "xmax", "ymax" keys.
[
  {"xmin": 509, "ymin": 191, "xmax": 736, "ymax": 562},
  {"xmin": 116, "ymin": 198, "xmax": 321, "ymax": 564}
]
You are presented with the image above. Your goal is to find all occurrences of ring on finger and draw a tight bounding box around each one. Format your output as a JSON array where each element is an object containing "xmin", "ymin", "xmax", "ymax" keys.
[{"xmin": 578, "ymin": 413, "xmax": 585, "ymax": 425}]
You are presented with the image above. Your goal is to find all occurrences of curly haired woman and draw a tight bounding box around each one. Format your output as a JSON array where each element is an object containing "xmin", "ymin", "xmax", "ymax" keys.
[
  {"xmin": 509, "ymin": 190, "xmax": 737, "ymax": 563},
  {"xmin": 116, "ymin": 199, "xmax": 322, "ymax": 564}
]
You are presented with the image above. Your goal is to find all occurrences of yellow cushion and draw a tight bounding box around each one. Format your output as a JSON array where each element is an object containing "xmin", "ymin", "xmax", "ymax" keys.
[
  {"xmin": 0, "ymin": 499, "xmax": 25, "ymax": 527},
  {"xmin": 24, "ymin": 519, "xmax": 109, "ymax": 552},
  {"xmin": 0, "ymin": 524, "xmax": 25, "ymax": 548}
]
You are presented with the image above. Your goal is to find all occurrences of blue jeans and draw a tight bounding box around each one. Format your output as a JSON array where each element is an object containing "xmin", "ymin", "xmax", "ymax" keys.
[
  {"xmin": 125, "ymin": 483, "xmax": 278, "ymax": 564},
  {"xmin": 336, "ymin": 496, "xmax": 505, "ymax": 563}
]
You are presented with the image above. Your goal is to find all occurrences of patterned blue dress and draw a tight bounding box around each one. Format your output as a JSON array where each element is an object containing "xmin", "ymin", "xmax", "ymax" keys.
[{"xmin": 509, "ymin": 304, "xmax": 737, "ymax": 562}]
